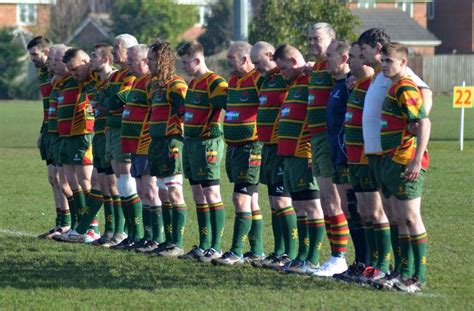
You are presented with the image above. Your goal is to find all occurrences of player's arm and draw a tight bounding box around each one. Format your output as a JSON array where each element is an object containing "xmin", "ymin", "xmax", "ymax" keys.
[
  {"xmin": 397, "ymin": 84, "xmax": 430, "ymax": 181},
  {"xmin": 208, "ymin": 76, "xmax": 228, "ymax": 110},
  {"xmin": 170, "ymin": 79, "xmax": 188, "ymax": 117}
]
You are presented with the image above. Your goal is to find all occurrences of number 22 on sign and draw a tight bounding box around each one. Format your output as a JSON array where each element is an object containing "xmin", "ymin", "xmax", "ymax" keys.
[{"xmin": 453, "ymin": 86, "xmax": 474, "ymax": 108}]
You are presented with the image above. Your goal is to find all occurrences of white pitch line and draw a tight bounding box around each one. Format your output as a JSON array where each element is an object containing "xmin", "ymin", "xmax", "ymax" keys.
[{"xmin": 0, "ymin": 228, "xmax": 37, "ymax": 237}]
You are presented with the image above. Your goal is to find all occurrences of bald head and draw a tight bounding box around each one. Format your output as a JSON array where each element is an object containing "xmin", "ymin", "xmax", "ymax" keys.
[
  {"xmin": 250, "ymin": 41, "xmax": 277, "ymax": 74},
  {"xmin": 273, "ymin": 44, "xmax": 306, "ymax": 81}
]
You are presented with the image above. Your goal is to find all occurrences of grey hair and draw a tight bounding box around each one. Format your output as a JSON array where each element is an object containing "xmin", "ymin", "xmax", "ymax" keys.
[
  {"xmin": 309, "ymin": 22, "xmax": 336, "ymax": 39},
  {"xmin": 129, "ymin": 44, "xmax": 149, "ymax": 59},
  {"xmin": 115, "ymin": 34, "xmax": 138, "ymax": 49},
  {"xmin": 229, "ymin": 41, "xmax": 253, "ymax": 58},
  {"xmin": 252, "ymin": 41, "xmax": 275, "ymax": 54}
]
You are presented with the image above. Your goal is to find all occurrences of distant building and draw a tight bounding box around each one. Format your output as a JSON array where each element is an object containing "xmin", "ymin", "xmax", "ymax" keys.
[
  {"xmin": 427, "ymin": 0, "xmax": 473, "ymax": 54},
  {"xmin": 348, "ymin": 1, "xmax": 441, "ymax": 55},
  {"xmin": 0, "ymin": 0, "xmax": 54, "ymax": 35}
]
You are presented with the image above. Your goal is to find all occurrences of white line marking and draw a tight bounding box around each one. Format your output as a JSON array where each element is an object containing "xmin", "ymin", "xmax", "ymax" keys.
[{"xmin": 0, "ymin": 228, "xmax": 36, "ymax": 237}]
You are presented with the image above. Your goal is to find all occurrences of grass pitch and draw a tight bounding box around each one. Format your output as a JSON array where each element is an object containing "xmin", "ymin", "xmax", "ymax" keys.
[{"xmin": 0, "ymin": 98, "xmax": 473, "ymax": 310}]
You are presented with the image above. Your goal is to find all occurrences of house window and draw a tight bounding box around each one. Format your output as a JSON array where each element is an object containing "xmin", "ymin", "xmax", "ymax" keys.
[
  {"xmin": 357, "ymin": 0, "xmax": 376, "ymax": 9},
  {"xmin": 395, "ymin": 1, "xmax": 414, "ymax": 18},
  {"xmin": 17, "ymin": 4, "xmax": 37, "ymax": 26},
  {"xmin": 427, "ymin": 0, "xmax": 435, "ymax": 20}
]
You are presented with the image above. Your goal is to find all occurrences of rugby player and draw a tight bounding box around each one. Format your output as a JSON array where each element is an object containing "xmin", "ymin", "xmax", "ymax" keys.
[
  {"xmin": 177, "ymin": 42, "xmax": 228, "ymax": 261},
  {"xmin": 212, "ymin": 42, "xmax": 265, "ymax": 266},
  {"xmin": 307, "ymin": 23, "xmax": 349, "ymax": 276},
  {"xmin": 250, "ymin": 41, "xmax": 298, "ymax": 269},
  {"xmin": 379, "ymin": 42, "xmax": 430, "ymax": 292},
  {"xmin": 146, "ymin": 41, "xmax": 188, "ymax": 257},
  {"xmin": 273, "ymin": 44, "xmax": 325, "ymax": 274},
  {"xmin": 101, "ymin": 34, "xmax": 139, "ymax": 248}
]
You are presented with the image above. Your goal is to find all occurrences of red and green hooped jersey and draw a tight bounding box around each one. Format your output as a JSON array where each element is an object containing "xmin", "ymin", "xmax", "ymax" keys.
[
  {"xmin": 38, "ymin": 66, "xmax": 53, "ymax": 129},
  {"xmin": 92, "ymin": 76, "xmax": 109, "ymax": 134},
  {"xmin": 184, "ymin": 72, "xmax": 227, "ymax": 139},
  {"xmin": 381, "ymin": 76, "xmax": 429, "ymax": 167},
  {"xmin": 308, "ymin": 60, "xmax": 333, "ymax": 135},
  {"xmin": 121, "ymin": 74, "xmax": 152, "ymax": 155},
  {"xmin": 57, "ymin": 73, "xmax": 95, "ymax": 137},
  {"xmin": 148, "ymin": 76, "xmax": 187, "ymax": 138},
  {"xmin": 223, "ymin": 69, "xmax": 263, "ymax": 146},
  {"xmin": 106, "ymin": 68, "xmax": 136, "ymax": 128},
  {"xmin": 256, "ymin": 68, "xmax": 288, "ymax": 145},
  {"xmin": 277, "ymin": 74, "xmax": 311, "ymax": 158},
  {"xmin": 344, "ymin": 77, "xmax": 371, "ymax": 164},
  {"xmin": 48, "ymin": 74, "xmax": 71, "ymax": 134}
]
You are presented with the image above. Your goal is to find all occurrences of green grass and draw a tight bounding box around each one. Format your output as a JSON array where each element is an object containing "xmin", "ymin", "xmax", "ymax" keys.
[{"xmin": 0, "ymin": 98, "xmax": 473, "ymax": 310}]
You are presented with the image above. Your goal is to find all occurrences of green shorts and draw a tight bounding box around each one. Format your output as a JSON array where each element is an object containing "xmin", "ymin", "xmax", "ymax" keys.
[
  {"xmin": 311, "ymin": 133, "xmax": 335, "ymax": 178},
  {"xmin": 183, "ymin": 137, "xmax": 224, "ymax": 181},
  {"xmin": 149, "ymin": 136, "xmax": 184, "ymax": 178},
  {"xmin": 381, "ymin": 157, "xmax": 426, "ymax": 200},
  {"xmin": 39, "ymin": 130, "xmax": 49, "ymax": 161},
  {"xmin": 283, "ymin": 157, "xmax": 319, "ymax": 193},
  {"xmin": 93, "ymin": 133, "xmax": 110, "ymax": 170},
  {"xmin": 333, "ymin": 164, "xmax": 351, "ymax": 185},
  {"xmin": 59, "ymin": 134, "xmax": 93, "ymax": 165},
  {"xmin": 367, "ymin": 155, "xmax": 383, "ymax": 188},
  {"xmin": 349, "ymin": 164, "xmax": 377, "ymax": 192},
  {"xmin": 225, "ymin": 141, "xmax": 262, "ymax": 184},
  {"xmin": 105, "ymin": 127, "xmax": 131, "ymax": 163},
  {"xmin": 260, "ymin": 144, "xmax": 285, "ymax": 186},
  {"xmin": 48, "ymin": 133, "xmax": 63, "ymax": 167}
]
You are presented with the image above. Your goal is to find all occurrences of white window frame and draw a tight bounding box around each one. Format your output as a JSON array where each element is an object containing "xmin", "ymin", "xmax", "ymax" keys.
[
  {"xmin": 17, "ymin": 3, "xmax": 37, "ymax": 26},
  {"xmin": 395, "ymin": 1, "xmax": 414, "ymax": 18}
]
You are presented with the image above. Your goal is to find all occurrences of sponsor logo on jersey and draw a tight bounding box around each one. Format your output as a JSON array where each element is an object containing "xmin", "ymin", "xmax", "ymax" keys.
[
  {"xmin": 225, "ymin": 111, "xmax": 240, "ymax": 121},
  {"xmin": 281, "ymin": 107, "xmax": 291, "ymax": 117},
  {"xmin": 240, "ymin": 91, "xmax": 250, "ymax": 102},
  {"xmin": 308, "ymin": 94, "xmax": 315, "ymax": 104},
  {"xmin": 345, "ymin": 112, "xmax": 353, "ymax": 122},
  {"xmin": 184, "ymin": 112, "xmax": 194, "ymax": 122},
  {"xmin": 259, "ymin": 96, "xmax": 267, "ymax": 105},
  {"xmin": 122, "ymin": 108, "xmax": 130, "ymax": 119}
]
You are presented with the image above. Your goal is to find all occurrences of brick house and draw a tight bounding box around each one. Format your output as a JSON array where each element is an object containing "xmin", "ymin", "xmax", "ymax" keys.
[
  {"xmin": 348, "ymin": 1, "xmax": 441, "ymax": 55},
  {"xmin": 0, "ymin": 0, "xmax": 53, "ymax": 35},
  {"xmin": 427, "ymin": 0, "xmax": 473, "ymax": 54}
]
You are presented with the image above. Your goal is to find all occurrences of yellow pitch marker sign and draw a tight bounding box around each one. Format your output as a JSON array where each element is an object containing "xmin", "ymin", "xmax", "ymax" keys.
[
  {"xmin": 453, "ymin": 83, "xmax": 473, "ymax": 151},
  {"xmin": 453, "ymin": 86, "xmax": 474, "ymax": 108}
]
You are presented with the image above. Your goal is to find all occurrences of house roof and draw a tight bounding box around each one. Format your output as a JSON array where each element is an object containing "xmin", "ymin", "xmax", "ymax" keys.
[
  {"xmin": 65, "ymin": 13, "xmax": 112, "ymax": 45},
  {"xmin": 351, "ymin": 8, "xmax": 441, "ymax": 46}
]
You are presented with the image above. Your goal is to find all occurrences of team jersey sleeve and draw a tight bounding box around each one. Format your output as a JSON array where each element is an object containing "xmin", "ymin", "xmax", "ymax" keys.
[
  {"xmin": 169, "ymin": 79, "xmax": 188, "ymax": 117},
  {"xmin": 396, "ymin": 84, "xmax": 427, "ymax": 122},
  {"xmin": 208, "ymin": 76, "xmax": 228, "ymax": 110},
  {"xmin": 116, "ymin": 74, "xmax": 136, "ymax": 104}
]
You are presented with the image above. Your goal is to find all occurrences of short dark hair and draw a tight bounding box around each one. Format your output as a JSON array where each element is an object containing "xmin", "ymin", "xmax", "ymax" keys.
[
  {"xmin": 381, "ymin": 42, "xmax": 409, "ymax": 59},
  {"xmin": 177, "ymin": 42, "xmax": 203, "ymax": 57},
  {"xmin": 62, "ymin": 48, "xmax": 81, "ymax": 64},
  {"xmin": 273, "ymin": 44, "xmax": 292, "ymax": 62},
  {"xmin": 358, "ymin": 28, "xmax": 390, "ymax": 48},
  {"xmin": 27, "ymin": 36, "xmax": 50, "ymax": 50}
]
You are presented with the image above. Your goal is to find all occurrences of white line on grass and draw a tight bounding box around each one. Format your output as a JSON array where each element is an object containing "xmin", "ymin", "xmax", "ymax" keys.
[{"xmin": 0, "ymin": 228, "xmax": 36, "ymax": 237}]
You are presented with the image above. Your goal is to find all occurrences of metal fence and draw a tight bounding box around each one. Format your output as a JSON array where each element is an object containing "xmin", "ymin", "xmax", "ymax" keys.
[{"xmin": 410, "ymin": 55, "xmax": 474, "ymax": 94}]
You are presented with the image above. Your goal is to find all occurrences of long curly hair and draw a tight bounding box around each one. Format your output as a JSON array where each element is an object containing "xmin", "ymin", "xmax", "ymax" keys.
[{"xmin": 149, "ymin": 41, "xmax": 176, "ymax": 86}]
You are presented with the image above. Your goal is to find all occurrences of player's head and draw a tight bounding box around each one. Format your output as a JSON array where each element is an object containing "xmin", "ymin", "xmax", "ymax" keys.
[
  {"xmin": 227, "ymin": 41, "xmax": 253, "ymax": 76},
  {"xmin": 91, "ymin": 43, "xmax": 113, "ymax": 72},
  {"xmin": 46, "ymin": 44, "xmax": 58, "ymax": 74},
  {"xmin": 127, "ymin": 44, "xmax": 149, "ymax": 76},
  {"xmin": 52, "ymin": 44, "xmax": 69, "ymax": 76},
  {"xmin": 326, "ymin": 39, "xmax": 350, "ymax": 77},
  {"xmin": 381, "ymin": 42, "xmax": 409, "ymax": 79},
  {"xmin": 358, "ymin": 28, "xmax": 390, "ymax": 67},
  {"xmin": 148, "ymin": 41, "xmax": 176, "ymax": 83},
  {"xmin": 113, "ymin": 34, "xmax": 138, "ymax": 66},
  {"xmin": 27, "ymin": 36, "xmax": 50, "ymax": 68},
  {"xmin": 307, "ymin": 22, "xmax": 336, "ymax": 59},
  {"xmin": 63, "ymin": 48, "xmax": 91, "ymax": 82},
  {"xmin": 348, "ymin": 42, "xmax": 370, "ymax": 79},
  {"xmin": 273, "ymin": 44, "xmax": 305, "ymax": 81},
  {"xmin": 177, "ymin": 41, "xmax": 205, "ymax": 77},
  {"xmin": 250, "ymin": 41, "xmax": 276, "ymax": 74}
]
